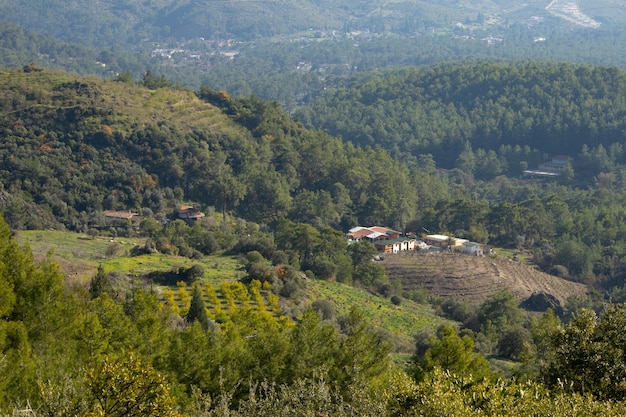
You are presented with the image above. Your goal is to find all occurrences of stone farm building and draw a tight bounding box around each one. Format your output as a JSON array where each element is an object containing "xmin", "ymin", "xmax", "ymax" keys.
[{"xmin": 462, "ymin": 241, "xmax": 484, "ymax": 256}]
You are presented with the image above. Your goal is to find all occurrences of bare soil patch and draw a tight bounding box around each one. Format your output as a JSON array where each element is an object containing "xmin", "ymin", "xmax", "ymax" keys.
[{"xmin": 383, "ymin": 252, "xmax": 588, "ymax": 306}]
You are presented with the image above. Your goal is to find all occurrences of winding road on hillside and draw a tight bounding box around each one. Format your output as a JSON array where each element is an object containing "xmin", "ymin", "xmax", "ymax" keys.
[{"xmin": 545, "ymin": 0, "xmax": 601, "ymax": 27}]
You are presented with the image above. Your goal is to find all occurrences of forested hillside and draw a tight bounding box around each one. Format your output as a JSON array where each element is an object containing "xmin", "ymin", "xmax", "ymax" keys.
[
  {"xmin": 8, "ymin": 65, "xmax": 626, "ymax": 288},
  {"xmin": 4, "ymin": 1, "xmax": 626, "ymax": 109},
  {"xmin": 8, "ymin": 48, "xmax": 626, "ymax": 417},
  {"xmin": 3, "ymin": 213, "xmax": 626, "ymax": 415},
  {"xmin": 296, "ymin": 60, "xmax": 626, "ymax": 172},
  {"xmin": 8, "ymin": 2, "xmax": 626, "ymax": 415},
  {"xmin": 0, "ymin": 68, "xmax": 417, "ymax": 231},
  {"xmin": 2, "ymin": 0, "xmax": 626, "ymax": 48}
]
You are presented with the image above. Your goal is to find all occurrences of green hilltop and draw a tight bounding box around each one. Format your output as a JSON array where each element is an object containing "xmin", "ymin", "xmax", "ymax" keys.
[
  {"xmin": 2, "ymin": 0, "xmax": 626, "ymax": 46},
  {"xmin": 0, "ymin": 67, "xmax": 417, "ymax": 230}
]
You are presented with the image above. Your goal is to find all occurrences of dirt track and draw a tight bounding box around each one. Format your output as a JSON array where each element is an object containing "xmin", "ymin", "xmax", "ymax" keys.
[{"xmin": 383, "ymin": 252, "xmax": 588, "ymax": 306}]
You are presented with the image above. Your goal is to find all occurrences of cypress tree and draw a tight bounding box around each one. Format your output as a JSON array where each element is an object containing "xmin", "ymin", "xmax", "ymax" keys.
[{"xmin": 186, "ymin": 285, "xmax": 210, "ymax": 330}]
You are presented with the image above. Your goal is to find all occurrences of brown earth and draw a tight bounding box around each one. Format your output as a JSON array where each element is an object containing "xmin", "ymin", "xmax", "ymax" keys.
[{"xmin": 383, "ymin": 252, "xmax": 589, "ymax": 306}]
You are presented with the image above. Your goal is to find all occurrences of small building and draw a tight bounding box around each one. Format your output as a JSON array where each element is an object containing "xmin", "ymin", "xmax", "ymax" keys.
[
  {"xmin": 539, "ymin": 155, "xmax": 569, "ymax": 172},
  {"xmin": 373, "ymin": 238, "xmax": 417, "ymax": 254},
  {"xmin": 177, "ymin": 205, "xmax": 205, "ymax": 220},
  {"xmin": 425, "ymin": 234, "xmax": 469, "ymax": 250},
  {"xmin": 347, "ymin": 226, "xmax": 401, "ymax": 242},
  {"xmin": 462, "ymin": 242, "xmax": 484, "ymax": 256},
  {"xmin": 424, "ymin": 234, "xmax": 453, "ymax": 247},
  {"xmin": 374, "ymin": 240, "xmax": 401, "ymax": 254},
  {"xmin": 103, "ymin": 210, "xmax": 142, "ymax": 225},
  {"xmin": 523, "ymin": 155, "xmax": 570, "ymax": 178}
]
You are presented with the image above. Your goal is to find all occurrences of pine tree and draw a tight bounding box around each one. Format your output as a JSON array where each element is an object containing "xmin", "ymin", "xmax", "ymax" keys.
[
  {"xmin": 89, "ymin": 264, "xmax": 112, "ymax": 300},
  {"xmin": 186, "ymin": 285, "xmax": 210, "ymax": 330}
]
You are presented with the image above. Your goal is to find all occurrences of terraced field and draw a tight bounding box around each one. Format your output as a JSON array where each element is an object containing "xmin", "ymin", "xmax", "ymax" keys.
[{"xmin": 383, "ymin": 252, "xmax": 588, "ymax": 306}]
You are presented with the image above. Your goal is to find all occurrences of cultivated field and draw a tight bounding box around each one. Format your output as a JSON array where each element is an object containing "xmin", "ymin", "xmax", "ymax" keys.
[
  {"xmin": 383, "ymin": 252, "xmax": 588, "ymax": 306},
  {"xmin": 16, "ymin": 230, "xmax": 444, "ymax": 352}
]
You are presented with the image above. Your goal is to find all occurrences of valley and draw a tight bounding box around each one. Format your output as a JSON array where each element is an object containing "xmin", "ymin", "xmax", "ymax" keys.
[{"xmin": 3, "ymin": 2, "xmax": 626, "ymax": 413}]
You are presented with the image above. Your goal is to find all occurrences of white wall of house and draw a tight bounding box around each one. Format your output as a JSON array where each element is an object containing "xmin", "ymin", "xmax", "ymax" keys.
[{"xmin": 462, "ymin": 242, "xmax": 484, "ymax": 256}]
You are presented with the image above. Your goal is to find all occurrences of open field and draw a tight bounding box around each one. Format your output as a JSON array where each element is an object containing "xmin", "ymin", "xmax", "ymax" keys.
[
  {"xmin": 383, "ymin": 251, "xmax": 589, "ymax": 306},
  {"xmin": 306, "ymin": 279, "xmax": 446, "ymax": 351},
  {"xmin": 15, "ymin": 230, "xmax": 243, "ymax": 285},
  {"xmin": 16, "ymin": 230, "xmax": 444, "ymax": 351}
]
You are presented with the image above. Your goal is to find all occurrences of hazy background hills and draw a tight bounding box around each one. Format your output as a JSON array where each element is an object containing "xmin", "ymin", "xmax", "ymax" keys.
[
  {"xmin": 1, "ymin": 0, "xmax": 626, "ymax": 46},
  {"xmin": 2, "ymin": 0, "xmax": 626, "ymax": 111}
]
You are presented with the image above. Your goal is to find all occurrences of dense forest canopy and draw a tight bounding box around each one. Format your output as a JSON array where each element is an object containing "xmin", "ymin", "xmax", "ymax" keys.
[
  {"xmin": 296, "ymin": 60, "xmax": 626, "ymax": 170},
  {"xmin": 0, "ymin": 68, "xmax": 417, "ymax": 231},
  {"xmin": 4, "ymin": 1, "xmax": 626, "ymax": 110}
]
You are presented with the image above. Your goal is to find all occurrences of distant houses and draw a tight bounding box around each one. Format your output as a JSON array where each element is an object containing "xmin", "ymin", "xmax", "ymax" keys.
[
  {"xmin": 347, "ymin": 226, "xmax": 415, "ymax": 254},
  {"xmin": 347, "ymin": 226, "xmax": 485, "ymax": 256},
  {"xmin": 103, "ymin": 210, "xmax": 142, "ymax": 225},
  {"xmin": 177, "ymin": 205, "xmax": 205, "ymax": 221},
  {"xmin": 347, "ymin": 226, "xmax": 401, "ymax": 242},
  {"xmin": 373, "ymin": 238, "xmax": 419, "ymax": 254},
  {"xmin": 523, "ymin": 155, "xmax": 570, "ymax": 179},
  {"xmin": 100, "ymin": 205, "xmax": 205, "ymax": 230}
]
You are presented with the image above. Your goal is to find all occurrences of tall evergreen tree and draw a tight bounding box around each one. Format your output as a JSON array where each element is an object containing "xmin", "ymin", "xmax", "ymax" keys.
[
  {"xmin": 89, "ymin": 264, "xmax": 113, "ymax": 300},
  {"xmin": 186, "ymin": 285, "xmax": 210, "ymax": 330}
]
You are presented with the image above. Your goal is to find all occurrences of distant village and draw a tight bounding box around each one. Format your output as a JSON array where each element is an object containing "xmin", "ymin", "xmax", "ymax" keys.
[{"xmin": 346, "ymin": 226, "xmax": 485, "ymax": 256}]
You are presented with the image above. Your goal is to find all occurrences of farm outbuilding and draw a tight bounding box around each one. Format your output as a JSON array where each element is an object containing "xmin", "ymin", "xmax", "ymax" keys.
[{"xmin": 462, "ymin": 242, "xmax": 484, "ymax": 256}]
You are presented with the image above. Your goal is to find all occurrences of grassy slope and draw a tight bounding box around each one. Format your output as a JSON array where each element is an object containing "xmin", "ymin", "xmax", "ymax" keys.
[
  {"xmin": 16, "ymin": 230, "xmax": 242, "ymax": 285},
  {"xmin": 17, "ymin": 229, "xmax": 444, "ymax": 350},
  {"xmin": 306, "ymin": 279, "xmax": 445, "ymax": 351},
  {"xmin": 0, "ymin": 69, "xmax": 236, "ymax": 135}
]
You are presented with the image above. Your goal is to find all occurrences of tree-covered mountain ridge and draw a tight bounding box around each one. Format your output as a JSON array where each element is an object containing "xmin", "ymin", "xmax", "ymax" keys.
[
  {"xmin": 296, "ymin": 60, "xmax": 626, "ymax": 173},
  {"xmin": 0, "ymin": 67, "xmax": 418, "ymax": 231},
  {"xmin": 1, "ymin": 0, "xmax": 625, "ymax": 48}
]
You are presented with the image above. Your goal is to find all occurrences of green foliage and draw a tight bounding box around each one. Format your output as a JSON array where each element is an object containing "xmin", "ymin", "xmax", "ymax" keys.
[
  {"xmin": 140, "ymin": 70, "xmax": 173, "ymax": 89},
  {"xmin": 348, "ymin": 240, "xmax": 384, "ymax": 285},
  {"xmin": 335, "ymin": 308, "xmax": 394, "ymax": 389},
  {"xmin": 89, "ymin": 264, "xmax": 113, "ymax": 300},
  {"xmin": 186, "ymin": 285, "xmax": 211, "ymax": 330},
  {"xmin": 297, "ymin": 61, "xmax": 626, "ymax": 179},
  {"xmin": 227, "ymin": 375, "xmax": 386, "ymax": 417},
  {"xmin": 87, "ymin": 353, "xmax": 181, "ymax": 417},
  {"xmin": 390, "ymin": 295, "xmax": 402, "ymax": 306},
  {"xmin": 476, "ymin": 289, "xmax": 524, "ymax": 333},
  {"xmin": 8, "ymin": 210, "xmax": 626, "ymax": 415},
  {"xmin": 0, "ymin": 69, "xmax": 420, "ymax": 233},
  {"xmin": 116, "ymin": 70, "xmax": 133, "ymax": 84},
  {"xmin": 544, "ymin": 304, "xmax": 626, "ymax": 400},
  {"xmin": 287, "ymin": 309, "xmax": 339, "ymax": 381},
  {"xmin": 414, "ymin": 325, "xmax": 491, "ymax": 382},
  {"xmin": 496, "ymin": 326, "xmax": 531, "ymax": 361},
  {"xmin": 397, "ymin": 368, "xmax": 626, "ymax": 416}
]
